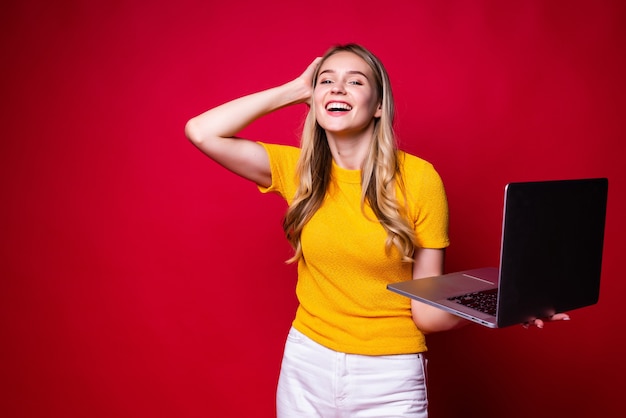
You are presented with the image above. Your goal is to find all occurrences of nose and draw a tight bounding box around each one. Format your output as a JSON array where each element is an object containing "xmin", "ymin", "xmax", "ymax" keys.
[{"xmin": 331, "ymin": 83, "xmax": 346, "ymax": 94}]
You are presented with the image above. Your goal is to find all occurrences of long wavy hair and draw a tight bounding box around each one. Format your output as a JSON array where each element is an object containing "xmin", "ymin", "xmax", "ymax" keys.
[{"xmin": 283, "ymin": 44, "xmax": 416, "ymax": 264}]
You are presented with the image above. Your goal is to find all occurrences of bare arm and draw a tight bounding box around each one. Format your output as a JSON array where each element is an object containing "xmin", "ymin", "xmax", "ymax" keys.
[
  {"xmin": 410, "ymin": 248, "xmax": 569, "ymax": 331},
  {"xmin": 184, "ymin": 58, "xmax": 321, "ymax": 187},
  {"xmin": 410, "ymin": 248, "xmax": 469, "ymax": 334}
]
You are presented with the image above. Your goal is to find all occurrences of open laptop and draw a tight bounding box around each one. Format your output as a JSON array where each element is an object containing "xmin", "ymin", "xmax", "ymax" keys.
[{"xmin": 387, "ymin": 178, "xmax": 608, "ymax": 328}]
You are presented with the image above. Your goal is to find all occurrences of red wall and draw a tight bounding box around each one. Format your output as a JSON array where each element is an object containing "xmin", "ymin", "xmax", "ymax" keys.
[{"xmin": 1, "ymin": 1, "xmax": 624, "ymax": 417}]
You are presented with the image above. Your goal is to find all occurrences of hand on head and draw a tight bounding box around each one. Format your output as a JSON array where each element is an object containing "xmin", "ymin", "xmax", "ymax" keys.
[{"xmin": 296, "ymin": 57, "xmax": 323, "ymax": 106}]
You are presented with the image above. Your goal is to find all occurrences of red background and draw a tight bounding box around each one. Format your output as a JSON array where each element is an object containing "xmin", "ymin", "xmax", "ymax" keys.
[{"xmin": 1, "ymin": 1, "xmax": 625, "ymax": 417}]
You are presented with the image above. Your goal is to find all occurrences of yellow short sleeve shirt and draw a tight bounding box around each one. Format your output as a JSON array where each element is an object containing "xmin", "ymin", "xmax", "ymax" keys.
[{"xmin": 258, "ymin": 143, "xmax": 449, "ymax": 355}]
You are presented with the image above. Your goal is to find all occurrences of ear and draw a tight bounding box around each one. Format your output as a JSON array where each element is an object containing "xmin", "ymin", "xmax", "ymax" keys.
[{"xmin": 374, "ymin": 102, "xmax": 383, "ymax": 118}]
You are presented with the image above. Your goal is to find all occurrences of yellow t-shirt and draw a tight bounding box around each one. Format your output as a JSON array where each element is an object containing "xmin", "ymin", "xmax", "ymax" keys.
[{"xmin": 258, "ymin": 143, "xmax": 449, "ymax": 355}]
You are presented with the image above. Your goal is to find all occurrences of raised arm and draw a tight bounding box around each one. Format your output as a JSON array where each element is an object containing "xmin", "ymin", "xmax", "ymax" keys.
[
  {"xmin": 410, "ymin": 248, "xmax": 469, "ymax": 334},
  {"xmin": 184, "ymin": 58, "xmax": 321, "ymax": 187}
]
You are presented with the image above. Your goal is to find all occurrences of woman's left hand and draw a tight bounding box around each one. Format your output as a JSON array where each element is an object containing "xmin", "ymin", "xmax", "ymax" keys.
[{"xmin": 523, "ymin": 313, "xmax": 570, "ymax": 329}]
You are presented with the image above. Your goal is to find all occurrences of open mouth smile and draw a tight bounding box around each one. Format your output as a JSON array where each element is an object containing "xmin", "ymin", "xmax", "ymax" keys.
[{"xmin": 325, "ymin": 102, "xmax": 352, "ymax": 112}]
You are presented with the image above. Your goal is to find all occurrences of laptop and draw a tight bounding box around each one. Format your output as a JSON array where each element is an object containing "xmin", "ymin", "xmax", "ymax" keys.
[{"xmin": 387, "ymin": 178, "xmax": 608, "ymax": 328}]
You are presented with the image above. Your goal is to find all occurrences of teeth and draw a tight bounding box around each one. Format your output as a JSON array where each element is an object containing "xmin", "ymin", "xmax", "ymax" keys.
[{"xmin": 326, "ymin": 102, "xmax": 352, "ymax": 111}]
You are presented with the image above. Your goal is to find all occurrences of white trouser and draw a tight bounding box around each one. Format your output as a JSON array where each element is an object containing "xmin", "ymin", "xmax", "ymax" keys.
[{"xmin": 276, "ymin": 327, "xmax": 428, "ymax": 418}]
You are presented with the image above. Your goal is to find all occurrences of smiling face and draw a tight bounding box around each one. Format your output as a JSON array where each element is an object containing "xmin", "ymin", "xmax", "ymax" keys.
[{"xmin": 313, "ymin": 51, "xmax": 383, "ymax": 139}]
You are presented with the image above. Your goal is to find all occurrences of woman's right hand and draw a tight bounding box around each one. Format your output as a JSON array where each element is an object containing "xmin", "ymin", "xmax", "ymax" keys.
[{"xmin": 293, "ymin": 57, "xmax": 322, "ymax": 106}]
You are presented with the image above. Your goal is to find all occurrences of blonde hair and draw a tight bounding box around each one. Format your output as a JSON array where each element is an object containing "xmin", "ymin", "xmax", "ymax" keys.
[{"xmin": 283, "ymin": 44, "xmax": 416, "ymax": 263}]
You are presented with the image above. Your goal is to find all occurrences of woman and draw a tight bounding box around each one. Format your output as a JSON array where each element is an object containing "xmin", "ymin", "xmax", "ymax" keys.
[{"xmin": 185, "ymin": 44, "xmax": 565, "ymax": 417}]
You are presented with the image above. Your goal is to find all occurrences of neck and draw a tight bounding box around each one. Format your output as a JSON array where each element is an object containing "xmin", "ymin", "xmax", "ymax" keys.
[{"xmin": 325, "ymin": 125, "xmax": 375, "ymax": 170}]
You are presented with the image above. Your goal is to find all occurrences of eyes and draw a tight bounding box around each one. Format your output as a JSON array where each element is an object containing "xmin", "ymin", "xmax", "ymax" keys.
[{"xmin": 318, "ymin": 78, "xmax": 364, "ymax": 86}]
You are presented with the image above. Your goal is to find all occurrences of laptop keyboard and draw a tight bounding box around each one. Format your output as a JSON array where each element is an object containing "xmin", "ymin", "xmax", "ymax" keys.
[{"xmin": 447, "ymin": 288, "xmax": 498, "ymax": 316}]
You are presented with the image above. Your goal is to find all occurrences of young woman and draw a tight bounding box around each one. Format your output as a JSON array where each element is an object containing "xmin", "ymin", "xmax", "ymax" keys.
[{"xmin": 185, "ymin": 43, "xmax": 567, "ymax": 417}]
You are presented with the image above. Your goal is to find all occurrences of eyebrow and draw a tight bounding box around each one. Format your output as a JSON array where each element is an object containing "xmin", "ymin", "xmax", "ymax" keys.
[{"xmin": 319, "ymin": 69, "xmax": 369, "ymax": 79}]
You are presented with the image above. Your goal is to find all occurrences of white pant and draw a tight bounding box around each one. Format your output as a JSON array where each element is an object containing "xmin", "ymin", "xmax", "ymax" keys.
[{"xmin": 276, "ymin": 327, "xmax": 429, "ymax": 418}]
